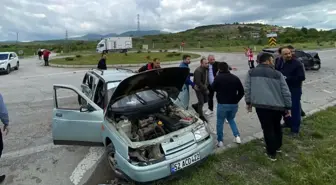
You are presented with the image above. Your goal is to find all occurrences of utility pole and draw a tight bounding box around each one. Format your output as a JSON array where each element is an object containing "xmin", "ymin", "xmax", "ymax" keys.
[
  {"xmin": 137, "ymin": 14, "xmax": 140, "ymax": 35},
  {"xmin": 65, "ymin": 29, "xmax": 68, "ymax": 53},
  {"xmin": 16, "ymin": 32, "xmax": 18, "ymax": 52}
]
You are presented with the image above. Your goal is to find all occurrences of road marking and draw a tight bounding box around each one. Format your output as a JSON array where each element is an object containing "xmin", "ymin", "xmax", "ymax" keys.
[
  {"xmin": 1, "ymin": 143, "xmax": 63, "ymax": 160},
  {"xmin": 304, "ymin": 75, "xmax": 334, "ymax": 85},
  {"xmin": 70, "ymin": 147, "xmax": 105, "ymax": 185},
  {"xmin": 20, "ymin": 70, "xmax": 87, "ymax": 79},
  {"xmin": 323, "ymin": 89, "xmax": 333, "ymax": 94}
]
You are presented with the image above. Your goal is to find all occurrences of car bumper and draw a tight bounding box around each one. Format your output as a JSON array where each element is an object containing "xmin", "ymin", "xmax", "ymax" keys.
[{"xmin": 116, "ymin": 135, "xmax": 215, "ymax": 183}]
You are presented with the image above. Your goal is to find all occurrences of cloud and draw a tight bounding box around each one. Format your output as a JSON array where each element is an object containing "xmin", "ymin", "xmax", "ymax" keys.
[{"xmin": 0, "ymin": 0, "xmax": 335, "ymax": 41}]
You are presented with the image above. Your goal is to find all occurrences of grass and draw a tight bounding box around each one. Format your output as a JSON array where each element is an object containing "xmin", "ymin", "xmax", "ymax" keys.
[
  {"xmin": 154, "ymin": 106, "xmax": 336, "ymax": 185},
  {"xmin": 50, "ymin": 52, "xmax": 200, "ymax": 65},
  {"xmin": 184, "ymin": 42, "xmax": 336, "ymax": 53}
]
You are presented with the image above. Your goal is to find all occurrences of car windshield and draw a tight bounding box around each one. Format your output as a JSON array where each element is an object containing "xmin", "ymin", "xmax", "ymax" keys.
[
  {"xmin": 0, "ymin": 54, "xmax": 9, "ymax": 60},
  {"xmin": 106, "ymin": 81, "xmax": 168, "ymax": 109}
]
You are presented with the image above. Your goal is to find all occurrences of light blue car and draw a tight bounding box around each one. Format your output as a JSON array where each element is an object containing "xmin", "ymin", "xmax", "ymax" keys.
[{"xmin": 52, "ymin": 67, "xmax": 215, "ymax": 183}]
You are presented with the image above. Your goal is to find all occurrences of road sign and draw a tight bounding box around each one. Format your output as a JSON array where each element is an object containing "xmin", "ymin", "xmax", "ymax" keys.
[
  {"xmin": 266, "ymin": 33, "xmax": 277, "ymax": 38},
  {"xmin": 269, "ymin": 37, "xmax": 277, "ymax": 46},
  {"xmin": 18, "ymin": 50, "xmax": 23, "ymax": 55}
]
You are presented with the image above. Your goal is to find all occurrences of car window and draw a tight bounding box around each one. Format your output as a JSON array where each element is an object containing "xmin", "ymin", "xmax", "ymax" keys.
[
  {"xmin": 0, "ymin": 54, "xmax": 8, "ymax": 60},
  {"xmin": 295, "ymin": 51, "xmax": 305, "ymax": 58},
  {"xmin": 9, "ymin": 54, "xmax": 13, "ymax": 58},
  {"xmin": 106, "ymin": 81, "xmax": 121, "ymax": 103},
  {"xmin": 111, "ymin": 89, "xmax": 168, "ymax": 109},
  {"xmin": 12, "ymin": 53, "xmax": 17, "ymax": 57},
  {"xmin": 99, "ymin": 44, "xmax": 104, "ymax": 47}
]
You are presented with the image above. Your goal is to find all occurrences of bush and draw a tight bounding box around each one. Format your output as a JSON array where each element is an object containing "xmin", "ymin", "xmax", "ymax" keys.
[
  {"xmin": 75, "ymin": 54, "xmax": 81, "ymax": 58},
  {"xmin": 159, "ymin": 50, "xmax": 162, "ymax": 52},
  {"xmin": 164, "ymin": 50, "xmax": 168, "ymax": 52},
  {"xmin": 174, "ymin": 53, "xmax": 181, "ymax": 56},
  {"xmin": 137, "ymin": 50, "xmax": 142, "ymax": 53},
  {"xmin": 147, "ymin": 50, "xmax": 151, "ymax": 53},
  {"xmin": 65, "ymin": 57, "xmax": 74, "ymax": 61}
]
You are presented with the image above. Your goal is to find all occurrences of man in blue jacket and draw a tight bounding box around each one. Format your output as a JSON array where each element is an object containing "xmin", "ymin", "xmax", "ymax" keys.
[
  {"xmin": 276, "ymin": 47, "xmax": 305, "ymax": 136},
  {"xmin": 174, "ymin": 55, "xmax": 195, "ymax": 110},
  {"xmin": 0, "ymin": 93, "xmax": 9, "ymax": 183}
]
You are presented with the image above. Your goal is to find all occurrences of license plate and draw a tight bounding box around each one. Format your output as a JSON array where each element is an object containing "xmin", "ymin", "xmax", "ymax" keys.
[{"xmin": 170, "ymin": 153, "xmax": 201, "ymax": 173}]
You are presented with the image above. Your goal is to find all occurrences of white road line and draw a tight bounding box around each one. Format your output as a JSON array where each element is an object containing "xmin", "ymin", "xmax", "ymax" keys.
[
  {"xmin": 323, "ymin": 89, "xmax": 333, "ymax": 94},
  {"xmin": 70, "ymin": 147, "xmax": 105, "ymax": 185},
  {"xmin": 304, "ymin": 75, "xmax": 334, "ymax": 85},
  {"xmin": 1, "ymin": 143, "xmax": 63, "ymax": 160},
  {"xmin": 20, "ymin": 70, "xmax": 87, "ymax": 79}
]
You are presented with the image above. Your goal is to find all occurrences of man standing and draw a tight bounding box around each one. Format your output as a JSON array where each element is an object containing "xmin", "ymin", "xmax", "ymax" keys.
[
  {"xmin": 97, "ymin": 54, "xmax": 107, "ymax": 70},
  {"xmin": 192, "ymin": 58, "xmax": 209, "ymax": 122},
  {"xmin": 37, "ymin": 49, "xmax": 43, "ymax": 60},
  {"xmin": 138, "ymin": 58, "xmax": 161, "ymax": 72},
  {"xmin": 0, "ymin": 93, "xmax": 9, "ymax": 182},
  {"xmin": 205, "ymin": 55, "xmax": 236, "ymax": 116},
  {"xmin": 287, "ymin": 45, "xmax": 306, "ymax": 117},
  {"xmin": 212, "ymin": 62, "xmax": 244, "ymax": 147},
  {"xmin": 244, "ymin": 52, "xmax": 292, "ymax": 161},
  {"xmin": 174, "ymin": 55, "xmax": 195, "ymax": 110},
  {"xmin": 245, "ymin": 47, "xmax": 255, "ymax": 69},
  {"xmin": 276, "ymin": 47, "xmax": 305, "ymax": 136},
  {"xmin": 43, "ymin": 49, "xmax": 51, "ymax": 66}
]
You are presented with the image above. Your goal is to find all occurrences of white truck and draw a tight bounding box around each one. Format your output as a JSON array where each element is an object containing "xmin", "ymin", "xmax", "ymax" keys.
[{"xmin": 96, "ymin": 37, "xmax": 132, "ymax": 53}]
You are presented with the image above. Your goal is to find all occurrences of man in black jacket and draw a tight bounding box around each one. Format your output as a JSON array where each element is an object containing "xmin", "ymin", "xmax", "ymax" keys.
[
  {"xmin": 97, "ymin": 54, "xmax": 107, "ymax": 70},
  {"xmin": 192, "ymin": 58, "xmax": 209, "ymax": 122},
  {"xmin": 205, "ymin": 55, "xmax": 234, "ymax": 116},
  {"xmin": 137, "ymin": 58, "xmax": 161, "ymax": 72},
  {"xmin": 212, "ymin": 62, "xmax": 244, "ymax": 147}
]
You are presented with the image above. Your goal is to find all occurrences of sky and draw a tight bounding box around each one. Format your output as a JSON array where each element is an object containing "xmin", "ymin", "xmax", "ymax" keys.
[{"xmin": 0, "ymin": 0, "xmax": 335, "ymax": 41}]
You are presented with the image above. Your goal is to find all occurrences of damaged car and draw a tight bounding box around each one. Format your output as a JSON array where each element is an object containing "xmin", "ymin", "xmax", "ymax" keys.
[{"xmin": 51, "ymin": 67, "xmax": 215, "ymax": 183}]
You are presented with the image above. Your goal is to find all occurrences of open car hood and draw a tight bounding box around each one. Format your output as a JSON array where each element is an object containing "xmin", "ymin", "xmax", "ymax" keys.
[{"xmin": 108, "ymin": 67, "xmax": 190, "ymax": 106}]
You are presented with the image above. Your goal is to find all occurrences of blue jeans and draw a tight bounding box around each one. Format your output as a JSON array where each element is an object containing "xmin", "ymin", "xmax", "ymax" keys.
[{"xmin": 216, "ymin": 104, "xmax": 240, "ymax": 142}]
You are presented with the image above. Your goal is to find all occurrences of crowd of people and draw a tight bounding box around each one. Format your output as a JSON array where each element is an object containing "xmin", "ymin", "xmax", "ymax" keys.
[{"xmin": 131, "ymin": 45, "xmax": 305, "ymax": 161}]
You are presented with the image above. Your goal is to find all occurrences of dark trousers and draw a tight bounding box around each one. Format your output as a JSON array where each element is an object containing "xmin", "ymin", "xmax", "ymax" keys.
[
  {"xmin": 192, "ymin": 91, "xmax": 208, "ymax": 120},
  {"xmin": 248, "ymin": 60, "xmax": 255, "ymax": 69},
  {"xmin": 256, "ymin": 108, "xmax": 283, "ymax": 156},
  {"xmin": 207, "ymin": 85, "xmax": 215, "ymax": 111},
  {"xmin": 284, "ymin": 88, "xmax": 302, "ymax": 133},
  {"xmin": 44, "ymin": 57, "xmax": 49, "ymax": 66},
  {"xmin": 0, "ymin": 130, "xmax": 3, "ymax": 157}
]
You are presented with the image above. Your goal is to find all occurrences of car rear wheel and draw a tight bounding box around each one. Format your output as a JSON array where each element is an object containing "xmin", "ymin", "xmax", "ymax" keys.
[
  {"xmin": 14, "ymin": 61, "xmax": 19, "ymax": 70},
  {"xmin": 311, "ymin": 63, "xmax": 321, "ymax": 70},
  {"xmin": 5, "ymin": 65, "xmax": 10, "ymax": 74}
]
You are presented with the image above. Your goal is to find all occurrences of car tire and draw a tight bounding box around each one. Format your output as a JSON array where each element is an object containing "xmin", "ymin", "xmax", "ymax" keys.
[
  {"xmin": 14, "ymin": 61, "xmax": 19, "ymax": 70},
  {"xmin": 311, "ymin": 63, "xmax": 321, "ymax": 71},
  {"xmin": 5, "ymin": 65, "xmax": 10, "ymax": 74},
  {"xmin": 105, "ymin": 143, "xmax": 128, "ymax": 181}
]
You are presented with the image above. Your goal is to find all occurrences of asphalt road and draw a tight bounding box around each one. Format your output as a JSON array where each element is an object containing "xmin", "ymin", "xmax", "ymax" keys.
[{"xmin": 1, "ymin": 49, "xmax": 336, "ymax": 185}]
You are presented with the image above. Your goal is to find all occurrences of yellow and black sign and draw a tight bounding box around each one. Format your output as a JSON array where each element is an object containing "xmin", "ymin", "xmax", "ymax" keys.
[{"xmin": 269, "ymin": 37, "xmax": 277, "ymax": 46}]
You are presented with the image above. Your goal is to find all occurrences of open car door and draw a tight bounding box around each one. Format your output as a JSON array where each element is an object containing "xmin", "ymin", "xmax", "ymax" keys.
[{"xmin": 52, "ymin": 84, "xmax": 104, "ymax": 146}]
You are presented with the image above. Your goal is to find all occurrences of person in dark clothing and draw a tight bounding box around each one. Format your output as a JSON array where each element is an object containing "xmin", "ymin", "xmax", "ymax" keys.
[
  {"xmin": 38, "ymin": 49, "xmax": 43, "ymax": 60},
  {"xmin": 276, "ymin": 47, "xmax": 305, "ymax": 136},
  {"xmin": 137, "ymin": 58, "xmax": 161, "ymax": 72},
  {"xmin": 97, "ymin": 54, "xmax": 107, "ymax": 70},
  {"xmin": 244, "ymin": 52, "xmax": 292, "ymax": 161},
  {"xmin": 0, "ymin": 93, "xmax": 9, "ymax": 183},
  {"xmin": 205, "ymin": 55, "xmax": 235, "ymax": 116},
  {"xmin": 42, "ymin": 49, "xmax": 51, "ymax": 66},
  {"xmin": 192, "ymin": 58, "xmax": 209, "ymax": 122},
  {"xmin": 287, "ymin": 45, "xmax": 306, "ymax": 117},
  {"xmin": 212, "ymin": 62, "xmax": 244, "ymax": 147}
]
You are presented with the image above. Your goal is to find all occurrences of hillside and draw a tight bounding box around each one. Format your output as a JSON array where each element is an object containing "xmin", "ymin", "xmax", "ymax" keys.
[{"xmin": 70, "ymin": 30, "xmax": 168, "ymax": 41}]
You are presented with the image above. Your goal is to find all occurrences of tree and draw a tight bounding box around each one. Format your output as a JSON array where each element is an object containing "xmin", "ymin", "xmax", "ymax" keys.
[{"xmin": 301, "ymin": 27, "xmax": 308, "ymax": 34}]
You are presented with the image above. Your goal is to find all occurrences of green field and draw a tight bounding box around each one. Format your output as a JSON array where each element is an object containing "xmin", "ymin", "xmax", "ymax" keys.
[
  {"xmin": 156, "ymin": 107, "xmax": 336, "ymax": 185},
  {"xmin": 50, "ymin": 52, "xmax": 200, "ymax": 65}
]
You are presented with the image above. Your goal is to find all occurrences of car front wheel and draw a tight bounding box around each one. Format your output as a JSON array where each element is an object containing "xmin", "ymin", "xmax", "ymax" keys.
[
  {"xmin": 106, "ymin": 143, "xmax": 127, "ymax": 181},
  {"xmin": 311, "ymin": 63, "xmax": 321, "ymax": 70},
  {"xmin": 5, "ymin": 65, "xmax": 10, "ymax": 74}
]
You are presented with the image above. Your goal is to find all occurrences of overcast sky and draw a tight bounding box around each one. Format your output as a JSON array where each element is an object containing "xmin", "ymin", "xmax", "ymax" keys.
[{"xmin": 0, "ymin": 0, "xmax": 335, "ymax": 41}]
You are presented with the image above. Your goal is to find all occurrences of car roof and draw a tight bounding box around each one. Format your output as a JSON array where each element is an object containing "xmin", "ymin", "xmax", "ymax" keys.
[
  {"xmin": 0, "ymin": 52, "xmax": 15, "ymax": 54},
  {"xmin": 89, "ymin": 68, "xmax": 134, "ymax": 82}
]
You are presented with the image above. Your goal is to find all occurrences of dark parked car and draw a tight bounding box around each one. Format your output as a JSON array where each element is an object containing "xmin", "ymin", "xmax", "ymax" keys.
[{"xmin": 261, "ymin": 48, "xmax": 321, "ymax": 71}]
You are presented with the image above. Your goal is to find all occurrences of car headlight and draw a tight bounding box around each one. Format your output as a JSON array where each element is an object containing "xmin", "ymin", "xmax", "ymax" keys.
[
  {"xmin": 0, "ymin": 61, "xmax": 5, "ymax": 65},
  {"xmin": 193, "ymin": 124, "xmax": 209, "ymax": 142}
]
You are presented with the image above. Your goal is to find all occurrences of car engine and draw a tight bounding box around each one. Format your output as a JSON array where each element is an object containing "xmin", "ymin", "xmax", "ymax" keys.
[{"xmin": 117, "ymin": 104, "xmax": 195, "ymax": 142}]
